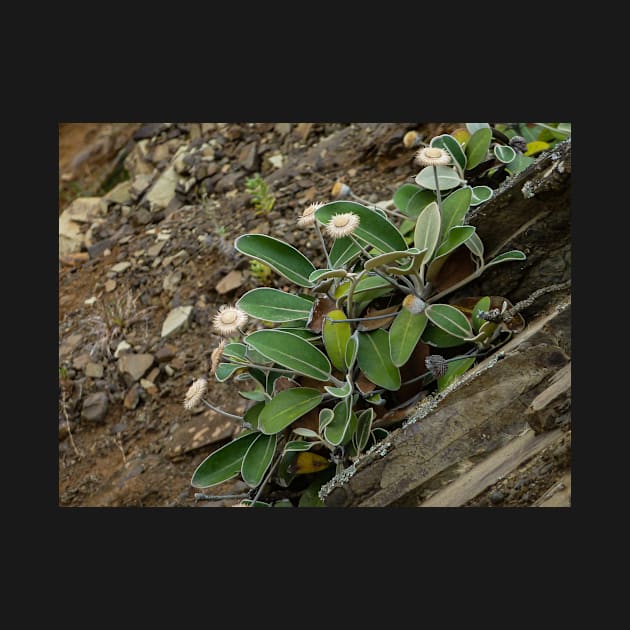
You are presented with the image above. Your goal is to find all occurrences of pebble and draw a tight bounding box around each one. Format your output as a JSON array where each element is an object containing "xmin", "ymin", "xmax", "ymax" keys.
[
  {"xmin": 268, "ymin": 154, "xmax": 284, "ymax": 169},
  {"xmin": 161, "ymin": 305, "xmax": 193, "ymax": 338},
  {"xmin": 72, "ymin": 353, "xmax": 91, "ymax": 370},
  {"xmin": 155, "ymin": 345, "xmax": 177, "ymax": 363},
  {"xmin": 123, "ymin": 384, "xmax": 141, "ymax": 410},
  {"xmin": 489, "ymin": 491, "xmax": 505, "ymax": 505},
  {"xmin": 163, "ymin": 271, "xmax": 182, "ymax": 293},
  {"xmin": 59, "ymin": 333, "xmax": 83, "ymax": 359},
  {"xmin": 140, "ymin": 379, "xmax": 158, "ymax": 396},
  {"xmin": 111, "ymin": 261, "xmax": 132, "ymax": 273},
  {"xmin": 81, "ymin": 392, "xmax": 109, "ymax": 423},
  {"xmin": 85, "ymin": 362, "xmax": 104, "ymax": 378},
  {"xmin": 216, "ymin": 270, "xmax": 244, "ymax": 294},
  {"xmin": 105, "ymin": 279, "xmax": 117, "ymax": 292},
  {"xmin": 117, "ymin": 353, "xmax": 155, "ymax": 381},
  {"xmin": 114, "ymin": 340, "xmax": 132, "ymax": 358}
]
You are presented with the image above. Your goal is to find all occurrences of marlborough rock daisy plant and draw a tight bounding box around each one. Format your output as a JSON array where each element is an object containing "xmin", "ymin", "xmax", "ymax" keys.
[{"xmin": 185, "ymin": 122, "xmax": 567, "ymax": 507}]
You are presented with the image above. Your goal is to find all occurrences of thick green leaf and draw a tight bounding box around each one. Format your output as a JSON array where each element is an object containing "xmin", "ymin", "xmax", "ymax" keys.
[
  {"xmin": 345, "ymin": 332, "xmax": 359, "ymax": 370},
  {"xmin": 425, "ymin": 304, "xmax": 473, "ymax": 339},
  {"xmin": 273, "ymin": 499, "xmax": 294, "ymax": 507},
  {"xmin": 414, "ymin": 201, "xmax": 441, "ymax": 262},
  {"xmin": 284, "ymin": 440, "xmax": 314, "ymax": 452},
  {"xmin": 215, "ymin": 363, "xmax": 242, "ymax": 382},
  {"xmin": 315, "ymin": 201, "xmax": 407, "ymax": 253},
  {"xmin": 470, "ymin": 185, "xmax": 493, "ymax": 206},
  {"xmin": 472, "ymin": 296, "xmax": 491, "ymax": 332},
  {"xmin": 191, "ymin": 431, "xmax": 259, "ymax": 488},
  {"xmin": 244, "ymin": 402, "xmax": 264, "ymax": 430},
  {"xmin": 241, "ymin": 432, "xmax": 277, "ymax": 487},
  {"xmin": 222, "ymin": 343, "xmax": 248, "ymax": 362},
  {"xmin": 272, "ymin": 327, "xmax": 319, "ymax": 340},
  {"xmin": 431, "ymin": 134, "xmax": 467, "ymax": 171},
  {"xmin": 389, "ymin": 310, "xmax": 428, "ymax": 367},
  {"xmin": 441, "ymin": 187, "xmax": 472, "ymax": 236},
  {"xmin": 422, "ymin": 323, "xmax": 465, "ymax": 348},
  {"xmin": 235, "ymin": 234, "xmax": 315, "ymax": 288},
  {"xmin": 494, "ymin": 144, "xmax": 516, "ymax": 163},
  {"xmin": 309, "ymin": 269, "xmax": 348, "ymax": 283},
  {"xmin": 292, "ymin": 427, "xmax": 320, "ymax": 439},
  {"xmin": 465, "ymin": 231, "xmax": 484, "ymax": 260},
  {"xmin": 258, "ymin": 388, "xmax": 323, "ymax": 435},
  {"xmin": 245, "ymin": 330, "xmax": 331, "ymax": 381},
  {"xmin": 319, "ymin": 408, "xmax": 335, "ymax": 432},
  {"xmin": 437, "ymin": 357, "xmax": 476, "ymax": 392},
  {"xmin": 435, "ymin": 226, "xmax": 476, "ymax": 258},
  {"xmin": 239, "ymin": 390, "xmax": 270, "ymax": 402},
  {"xmin": 354, "ymin": 408, "xmax": 374, "ymax": 453},
  {"xmin": 364, "ymin": 250, "xmax": 416, "ymax": 272},
  {"xmin": 465, "ymin": 128, "xmax": 493, "ymax": 170},
  {"xmin": 415, "ymin": 166, "xmax": 463, "ymax": 191},
  {"xmin": 357, "ymin": 329, "xmax": 401, "ymax": 391},
  {"xmin": 323, "ymin": 309, "xmax": 351, "ymax": 372},
  {"xmin": 237, "ymin": 288, "xmax": 313, "ymax": 323},
  {"xmin": 324, "ymin": 378, "xmax": 353, "ymax": 398},
  {"xmin": 298, "ymin": 470, "xmax": 335, "ymax": 507},
  {"xmin": 392, "ymin": 185, "xmax": 436, "ymax": 219},
  {"xmin": 465, "ymin": 122, "xmax": 491, "ymax": 134},
  {"xmin": 329, "ymin": 237, "xmax": 361, "ymax": 268},
  {"xmin": 334, "ymin": 276, "xmax": 393, "ymax": 303},
  {"xmin": 385, "ymin": 247, "xmax": 428, "ymax": 275},
  {"xmin": 324, "ymin": 398, "xmax": 353, "ymax": 446},
  {"xmin": 486, "ymin": 250, "xmax": 526, "ymax": 268}
]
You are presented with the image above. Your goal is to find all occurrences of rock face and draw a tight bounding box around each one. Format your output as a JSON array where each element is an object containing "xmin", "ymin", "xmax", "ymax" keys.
[{"xmin": 81, "ymin": 392, "xmax": 109, "ymax": 423}]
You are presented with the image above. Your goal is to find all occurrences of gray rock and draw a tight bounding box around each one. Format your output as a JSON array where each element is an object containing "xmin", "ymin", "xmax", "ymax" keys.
[
  {"xmin": 161, "ymin": 305, "xmax": 193, "ymax": 338},
  {"xmin": 73, "ymin": 353, "xmax": 91, "ymax": 370},
  {"xmin": 162, "ymin": 271, "xmax": 182, "ymax": 293},
  {"xmin": 143, "ymin": 165, "xmax": 178, "ymax": 210},
  {"xmin": 111, "ymin": 261, "xmax": 132, "ymax": 273},
  {"xmin": 59, "ymin": 333, "xmax": 83, "ymax": 359},
  {"xmin": 103, "ymin": 181, "xmax": 132, "ymax": 205},
  {"xmin": 239, "ymin": 142, "xmax": 260, "ymax": 172},
  {"xmin": 129, "ymin": 174, "xmax": 154, "ymax": 200},
  {"xmin": 489, "ymin": 491, "xmax": 505, "ymax": 505},
  {"xmin": 85, "ymin": 362, "xmax": 104, "ymax": 378},
  {"xmin": 81, "ymin": 392, "xmax": 109, "ymax": 423},
  {"xmin": 215, "ymin": 171, "xmax": 245, "ymax": 193},
  {"xmin": 155, "ymin": 345, "xmax": 177, "ymax": 363},
  {"xmin": 147, "ymin": 241, "xmax": 166, "ymax": 257},
  {"xmin": 114, "ymin": 340, "xmax": 132, "ymax": 358},
  {"xmin": 59, "ymin": 197, "xmax": 106, "ymax": 256},
  {"xmin": 216, "ymin": 270, "xmax": 244, "ymax": 294},
  {"xmin": 123, "ymin": 383, "xmax": 141, "ymax": 410},
  {"xmin": 274, "ymin": 122, "xmax": 292, "ymax": 136},
  {"xmin": 118, "ymin": 353, "xmax": 155, "ymax": 381},
  {"xmin": 131, "ymin": 207, "xmax": 152, "ymax": 226},
  {"xmin": 105, "ymin": 279, "xmax": 117, "ymax": 293}
]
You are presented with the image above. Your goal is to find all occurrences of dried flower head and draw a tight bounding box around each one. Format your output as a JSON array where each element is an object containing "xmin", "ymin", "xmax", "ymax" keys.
[
  {"xmin": 324, "ymin": 212, "xmax": 360, "ymax": 239},
  {"xmin": 403, "ymin": 130, "xmax": 422, "ymax": 148},
  {"xmin": 415, "ymin": 146, "xmax": 452, "ymax": 167},
  {"xmin": 509, "ymin": 135, "xmax": 528, "ymax": 153},
  {"xmin": 425, "ymin": 355, "xmax": 448, "ymax": 378},
  {"xmin": 402, "ymin": 294, "xmax": 426, "ymax": 314},
  {"xmin": 212, "ymin": 305, "xmax": 248, "ymax": 336},
  {"xmin": 184, "ymin": 377, "xmax": 208, "ymax": 410},
  {"xmin": 331, "ymin": 181, "xmax": 351, "ymax": 199},
  {"xmin": 210, "ymin": 339, "xmax": 226, "ymax": 376},
  {"xmin": 297, "ymin": 201, "xmax": 324, "ymax": 228}
]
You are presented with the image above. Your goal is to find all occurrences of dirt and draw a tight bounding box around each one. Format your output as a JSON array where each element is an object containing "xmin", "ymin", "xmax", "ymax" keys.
[{"xmin": 58, "ymin": 121, "xmax": 569, "ymax": 508}]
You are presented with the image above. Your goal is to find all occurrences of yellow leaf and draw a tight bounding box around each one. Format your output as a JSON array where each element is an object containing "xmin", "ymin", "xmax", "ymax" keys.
[
  {"xmin": 451, "ymin": 128, "xmax": 471, "ymax": 146},
  {"xmin": 289, "ymin": 452, "xmax": 330, "ymax": 475},
  {"xmin": 524, "ymin": 141, "xmax": 550, "ymax": 157}
]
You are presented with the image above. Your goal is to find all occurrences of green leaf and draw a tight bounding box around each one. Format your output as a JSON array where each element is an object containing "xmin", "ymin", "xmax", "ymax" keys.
[
  {"xmin": 486, "ymin": 250, "xmax": 526, "ymax": 268},
  {"xmin": 465, "ymin": 128, "xmax": 493, "ymax": 170},
  {"xmin": 389, "ymin": 310, "xmax": 428, "ymax": 367},
  {"xmin": 441, "ymin": 187, "xmax": 472, "ymax": 236},
  {"xmin": 215, "ymin": 363, "xmax": 242, "ymax": 382},
  {"xmin": 329, "ymin": 237, "xmax": 361, "ymax": 268},
  {"xmin": 354, "ymin": 408, "xmax": 374, "ymax": 453},
  {"xmin": 470, "ymin": 186, "xmax": 493, "ymax": 206},
  {"xmin": 415, "ymin": 166, "xmax": 463, "ymax": 191},
  {"xmin": 422, "ymin": 323, "xmax": 465, "ymax": 348},
  {"xmin": 425, "ymin": 304, "xmax": 473, "ymax": 339},
  {"xmin": 235, "ymin": 234, "xmax": 316, "ymax": 288},
  {"xmin": 323, "ymin": 309, "xmax": 351, "ymax": 372},
  {"xmin": 315, "ymin": 201, "xmax": 407, "ymax": 253},
  {"xmin": 258, "ymin": 388, "xmax": 323, "ymax": 435},
  {"xmin": 506, "ymin": 153, "xmax": 535, "ymax": 175},
  {"xmin": 191, "ymin": 431, "xmax": 259, "ymax": 488},
  {"xmin": 414, "ymin": 201, "xmax": 441, "ymax": 262},
  {"xmin": 385, "ymin": 247, "xmax": 428, "ymax": 275},
  {"xmin": 222, "ymin": 343, "xmax": 248, "ymax": 362},
  {"xmin": 241, "ymin": 432, "xmax": 277, "ymax": 487},
  {"xmin": 319, "ymin": 408, "xmax": 335, "ymax": 432},
  {"xmin": 472, "ymin": 296, "xmax": 491, "ymax": 332},
  {"xmin": 324, "ymin": 398, "xmax": 353, "ymax": 446},
  {"xmin": 437, "ymin": 357, "xmax": 476, "ymax": 392},
  {"xmin": 292, "ymin": 427, "xmax": 320, "ymax": 439},
  {"xmin": 284, "ymin": 440, "xmax": 314, "ymax": 452},
  {"xmin": 273, "ymin": 499, "xmax": 294, "ymax": 507},
  {"xmin": 324, "ymin": 378, "xmax": 353, "ymax": 398},
  {"xmin": 309, "ymin": 269, "xmax": 348, "ymax": 283},
  {"xmin": 345, "ymin": 331, "xmax": 359, "ymax": 371},
  {"xmin": 244, "ymin": 402, "xmax": 264, "ymax": 430},
  {"xmin": 239, "ymin": 390, "xmax": 270, "ymax": 402},
  {"xmin": 334, "ymin": 275, "xmax": 393, "ymax": 303},
  {"xmin": 364, "ymin": 249, "xmax": 416, "ymax": 272},
  {"xmin": 272, "ymin": 327, "xmax": 319, "ymax": 340},
  {"xmin": 435, "ymin": 225, "xmax": 476, "ymax": 258},
  {"xmin": 465, "ymin": 231, "xmax": 484, "ymax": 260},
  {"xmin": 237, "ymin": 288, "xmax": 313, "ymax": 323},
  {"xmin": 298, "ymin": 470, "xmax": 335, "ymax": 507},
  {"xmin": 392, "ymin": 185, "xmax": 436, "ymax": 219},
  {"xmin": 494, "ymin": 144, "xmax": 516, "ymax": 163},
  {"xmin": 245, "ymin": 330, "xmax": 331, "ymax": 381},
  {"xmin": 431, "ymin": 134, "xmax": 467, "ymax": 171},
  {"xmin": 465, "ymin": 122, "xmax": 491, "ymax": 134},
  {"xmin": 357, "ymin": 329, "xmax": 401, "ymax": 391}
]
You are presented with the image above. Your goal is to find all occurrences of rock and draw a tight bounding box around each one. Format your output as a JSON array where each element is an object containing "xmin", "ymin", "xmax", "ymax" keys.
[
  {"xmin": 146, "ymin": 367, "xmax": 160, "ymax": 383},
  {"xmin": 147, "ymin": 241, "xmax": 166, "ymax": 257},
  {"xmin": 72, "ymin": 353, "xmax": 91, "ymax": 370},
  {"xmin": 161, "ymin": 305, "xmax": 193, "ymax": 338},
  {"xmin": 140, "ymin": 379, "xmax": 158, "ymax": 396},
  {"xmin": 162, "ymin": 270, "xmax": 182, "ymax": 293},
  {"xmin": 59, "ymin": 197, "xmax": 106, "ymax": 256},
  {"xmin": 60, "ymin": 333, "xmax": 83, "ymax": 359},
  {"xmin": 215, "ymin": 171, "xmax": 246, "ymax": 193},
  {"xmin": 114, "ymin": 340, "xmax": 132, "ymax": 358},
  {"xmin": 201, "ymin": 123, "xmax": 216, "ymax": 134},
  {"xmin": 161, "ymin": 250, "xmax": 188, "ymax": 268},
  {"xmin": 129, "ymin": 173, "xmax": 153, "ymax": 200},
  {"xmin": 103, "ymin": 181, "xmax": 132, "ymax": 205},
  {"xmin": 84, "ymin": 296, "xmax": 98, "ymax": 306},
  {"xmin": 111, "ymin": 261, "xmax": 132, "ymax": 273},
  {"xmin": 105, "ymin": 279, "xmax": 117, "ymax": 292},
  {"xmin": 489, "ymin": 491, "xmax": 505, "ymax": 505},
  {"xmin": 118, "ymin": 353, "xmax": 155, "ymax": 381},
  {"xmin": 250, "ymin": 221, "xmax": 270, "ymax": 235},
  {"xmin": 81, "ymin": 392, "xmax": 109, "ymax": 423},
  {"xmin": 268, "ymin": 153, "xmax": 284, "ymax": 169},
  {"xmin": 155, "ymin": 345, "xmax": 177, "ymax": 363},
  {"xmin": 85, "ymin": 362, "xmax": 104, "ymax": 378},
  {"xmin": 166, "ymin": 411, "xmax": 237, "ymax": 458},
  {"xmin": 123, "ymin": 384, "xmax": 141, "ymax": 410},
  {"xmin": 216, "ymin": 270, "xmax": 244, "ymax": 294},
  {"xmin": 131, "ymin": 207, "xmax": 152, "ymax": 226},
  {"xmin": 164, "ymin": 365, "xmax": 175, "ymax": 376},
  {"xmin": 58, "ymin": 420, "xmax": 69, "ymax": 441},
  {"xmin": 133, "ymin": 123, "xmax": 166, "ymax": 140},
  {"xmin": 143, "ymin": 165, "xmax": 178, "ymax": 210},
  {"xmin": 275, "ymin": 123, "xmax": 292, "ymax": 136},
  {"xmin": 294, "ymin": 122, "xmax": 313, "ymax": 142},
  {"xmin": 238, "ymin": 142, "xmax": 260, "ymax": 172}
]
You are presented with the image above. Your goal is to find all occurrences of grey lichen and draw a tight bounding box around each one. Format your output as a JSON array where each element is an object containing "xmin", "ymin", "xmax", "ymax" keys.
[
  {"xmin": 521, "ymin": 180, "xmax": 536, "ymax": 199},
  {"xmin": 318, "ymin": 463, "xmax": 357, "ymax": 501}
]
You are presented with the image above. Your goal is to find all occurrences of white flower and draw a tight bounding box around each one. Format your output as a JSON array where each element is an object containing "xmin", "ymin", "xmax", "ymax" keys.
[
  {"xmin": 415, "ymin": 146, "xmax": 451, "ymax": 167},
  {"xmin": 324, "ymin": 212, "xmax": 360, "ymax": 239},
  {"xmin": 212, "ymin": 305, "xmax": 248, "ymax": 336},
  {"xmin": 297, "ymin": 201, "xmax": 324, "ymax": 228},
  {"xmin": 184, "ymin": 378, "xmax": 208, "ymax": 410}
]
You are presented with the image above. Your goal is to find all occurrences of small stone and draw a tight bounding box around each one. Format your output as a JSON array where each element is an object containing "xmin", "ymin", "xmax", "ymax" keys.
[
  {"xmin": 161, "ymin": 305, "xmax": 193, "ymax": 338},
  {"xmin": 140, "ymin": 379, "xmax": 158, "ymax": 396},
  {"xmin": 155, "ymin": 345, "xmax": 177, "ymax": 363},
  {"xmin": 114, "ymin": 340, "xmax": 132, "ymax": 358},
  {"xmin": 118, "ymin": 353, "xmax": 155, "ymax": 381},
  {"xmin": 58, "ymin": 420, "xmax": 70, "ymax": 441},
  {"xmin": 490, "ymin": 491, "xmax": 505, "ymax": 505},
  {"xmin": 250, "ymin": 221, "xmax": 270, "ymax": 235},
  {"xmin": 216, "ymin": 270, "xmax": 244, "ymax": 294},
  {"xmin": 146, "ymin": 367, "xmax": 160, "ymax": 383},
  {"xmin": 111, "ymin": 261, "xmax": 132, "ymax": 273},
  {"xmin": 163, "ymin": 271, "xmax": 182, "ymax": 293},
  {"xmin": 84, "ymin": 296, "xmax": 98, "ymax": 306},
  {"xmin": 72, "ymin": 353, "xmax": 91, "ymax": 370},
  {"xmin": 268, "ymin": 154, "xmax": 284, "ymax": 169},
  {"xmin": 105, "ymin": 279, "xmax": 117, "ymax": 293},
  {"xmin": 274, "ymin": 123, "xmax": 291, "ymax": 136},
  {"xmin": 129, "ymin": 174, "xmax": 153, "ymax": 200},
  {"xmin": 103, "ymin": 181, "xmax": 132, "ymax": 205},
  {"xmin": 215, "ymin": 171, "xmax": 246, "ymax": 193},
  {"xmin": 85, "ymin": 362, "xmax": 104, "ymax": 378},
  {"xmin": 143, "ymin": 165, "xmax": 178, "ymax": 210},
  {"xmin": 123, "ymin": 384, "xmax": 141, "ymax": 410},
  {"xmin": 162, "ymin": 250, "xmax": 188, "ymax": 268},
  {"xmin": 164, "ymin": 365, "xmax": 175, "ymax": 376},
  {"xmin": 81, "ymin": 392, "xmax": 109, "ymax": 423},
  {"xmin": 59, "ymin": 333, "xmax": 83, "ymax": 359},
  {"xmin": 131, "ymin": 207, "xmax": 152, "ymax": 226},
  {"xmin": 238, "ymin": 141, "xmax": 260, "ymax": 172}
]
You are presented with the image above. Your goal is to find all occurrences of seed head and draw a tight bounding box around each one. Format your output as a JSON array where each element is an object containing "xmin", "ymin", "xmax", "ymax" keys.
[
  {"xmin": 331, "ymin": 181, "xmax": 351, "ymax": 199},
  {"xmin": 212, "ymin": 305, "xmax": 248, "ymax": 336},
  {"xmin": 324, "ymin": 212, "xmax": 360, "ymax": 239},
  {"xmin": 402, "ymin": 294, "xmax": 426, "ymax": 314},
  {"xmin": 210, "ymin": 339, "xmax": 226, "ymax": 376},
  {"xmin": 425, "ymin": 355, "xmax": 448, "ymax": 378},
  {"xmin": 415, "ymin": 146, "xmax": 452, "ymax": 167},
  {"xmin": 184, "ymin": 378, "xmax": 208, "ymax": 410},
  {"xmin": 297, "ymin": 201, "xmax": 324, "ymax": 228}
]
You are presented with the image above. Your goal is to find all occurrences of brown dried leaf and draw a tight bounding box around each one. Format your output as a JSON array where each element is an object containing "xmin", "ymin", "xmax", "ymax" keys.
[
  {"xmin": 307, "ymin": 296, "xmax": 337, "ymax": 333},
  {"xmin": 355, "ymin": 372, "xmax": 376, "ymax": 395},
  {"xmin": 357, "ymin": 305, "xmax": 399, "ymax": 332},
  {"xmin": 432, "ymin": 246, "xmax": 475, "ymax": 293}
]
